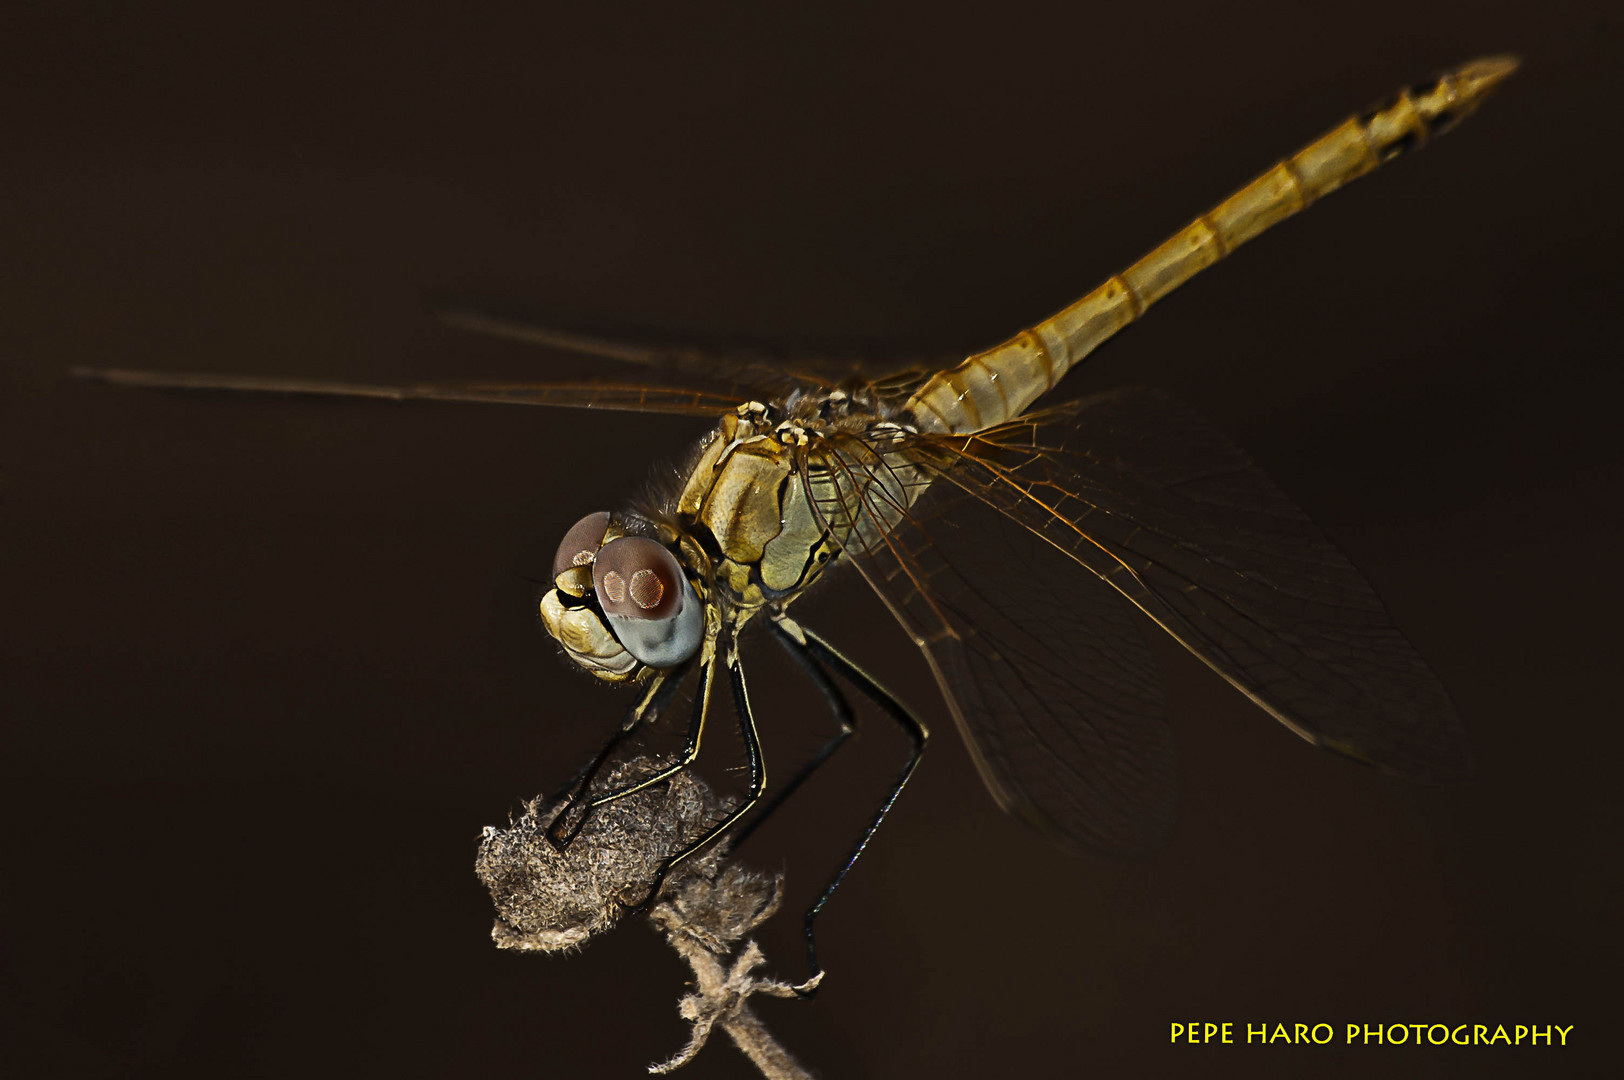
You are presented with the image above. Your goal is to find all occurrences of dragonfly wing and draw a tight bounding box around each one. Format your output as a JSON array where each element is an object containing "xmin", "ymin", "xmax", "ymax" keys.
[
  {"xmin": 438, "ymin": 304, "xmax": 935, "ymax": 399},
  {"xmin": 819, "ymin": 436, "xmax": 1177, "ymax": 856},
  {"xmin": 73, "ymin": 368, "xmax": 748, "ymax": 417},
  {"xmin": 927, "ymin": 387, "xmax": 1468, "ymax": 780},
  {"xmin": 80, "ymin": 309, "xmax": 945, "ymax": 416}
]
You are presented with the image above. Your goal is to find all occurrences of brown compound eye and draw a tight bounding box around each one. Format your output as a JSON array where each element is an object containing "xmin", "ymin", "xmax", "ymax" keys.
[
  {"xmin": 591, "ymin": 536, "xmax": 701, "ymax": 667},
  {"xmin": 592, "ymin": 537, "xmax": 680, "ymax": 619},
  {"xmin": 552, "ymin": 511, "xmax": 613, "ymax": 581}
]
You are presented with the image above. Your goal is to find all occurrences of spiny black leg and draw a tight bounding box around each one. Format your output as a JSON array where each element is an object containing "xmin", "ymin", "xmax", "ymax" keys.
[
  {"xmin": 548, "ymin": 662, "xmax": 689, "ymax": 801},
  {"xmin": 630, "ymin": 649, "xmax": 768, "ymax": 909},
  {"xmin": 547, "ymin": 658, "xmax": 706, "ymax": 850},
  {"xmin": 728, "ymin": 620, "xmax": 860, "ymax": 851},
  {"xmin": 545, "ymin": 724, "xmax": 633, "ymax": 848},
  {"xmin": 794, "ymin": 624, "xmax": 929, "ymax": 989}
]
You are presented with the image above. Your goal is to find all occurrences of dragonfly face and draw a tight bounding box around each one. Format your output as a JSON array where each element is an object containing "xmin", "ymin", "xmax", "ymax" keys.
[{"xmin": 539, "ymin": 510, "xmax": 707, "ymax": 682}]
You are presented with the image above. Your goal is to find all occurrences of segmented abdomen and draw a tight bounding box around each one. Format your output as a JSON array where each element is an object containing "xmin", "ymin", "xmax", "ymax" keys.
[{"xmin": 903, "ymin": 56, "xmax": 1516, "ymax": 435}]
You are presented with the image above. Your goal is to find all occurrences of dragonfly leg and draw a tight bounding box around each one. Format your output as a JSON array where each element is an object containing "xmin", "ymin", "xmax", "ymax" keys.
[
  {"xmin": 788, "ymin": 624, "xmax": 929, "ymax": 991},
  {"xmin": 547, "ymin": 659, "xmax": 706, "ymax": 851},
  {"xmin": 727, "ymin": 617, "xmax": 860, "ymax": 851},
  {"xmin": 628, "ymin": 648, "xmax": 767, "ymax": 909},
  {"xmin": 549, "ymin": 663, "xmax": 687, "ymax": 801}
]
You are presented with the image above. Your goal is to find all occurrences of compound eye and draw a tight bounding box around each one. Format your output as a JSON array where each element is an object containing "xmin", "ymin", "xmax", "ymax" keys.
[
  {"xmin": 592, "ymin": 537, "xmax": 681, "ymax": 619},
  {"xmin": 552, "ymin": 511, "xmax": 613, "ymax": 580},
  {"xmin": 592, "ymin": 536, "xmax": 702, "ymax": 667}
]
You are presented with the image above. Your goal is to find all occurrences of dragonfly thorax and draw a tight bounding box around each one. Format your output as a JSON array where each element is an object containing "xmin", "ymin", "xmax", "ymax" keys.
[{"xmin": 672, "ymin": 399, "xmax": 927, "ymax": 623}]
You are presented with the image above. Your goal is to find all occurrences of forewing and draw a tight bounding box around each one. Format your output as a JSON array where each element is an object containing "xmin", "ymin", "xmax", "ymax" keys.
[
  {"xmin": 930, "ymin": 387, "xmax": 1468, "ymax": 779},
  {"xmin": 438, "ymin": 305, "xmax": 936, "ymax": 402},
  {"xmin": 74, "ymin": 368, "xmax": 747, "ymax": 417},
  {"xmin": 79, "ymin": 309, "xmax": 945, "ymax": 415},
  {"xmin": 816, "ymin": 434, "xmax": 1177, "ymax": 856}
]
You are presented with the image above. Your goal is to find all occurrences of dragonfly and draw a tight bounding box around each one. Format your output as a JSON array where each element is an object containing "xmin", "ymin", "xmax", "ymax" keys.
[{"xmin": 82, "ymin": 56, "xmax": 1515, "ymax": 982}]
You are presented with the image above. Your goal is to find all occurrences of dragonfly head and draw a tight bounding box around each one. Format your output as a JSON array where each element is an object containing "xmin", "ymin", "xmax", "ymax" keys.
[{"xmin": 538, "ymin": 511, "xmax": 705, "ymax": 682}]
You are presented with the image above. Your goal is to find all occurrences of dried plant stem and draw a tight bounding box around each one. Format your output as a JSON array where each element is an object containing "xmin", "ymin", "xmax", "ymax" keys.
[
  {"xmin": 647, "ymin": 866, "xmax": 821, "ymax": 1077},
  {"xmin": 477, "ymin": 759, "xmax": 818, "ymax": 1077}
]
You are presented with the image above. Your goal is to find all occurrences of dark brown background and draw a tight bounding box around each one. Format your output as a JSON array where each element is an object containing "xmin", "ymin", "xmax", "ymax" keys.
[{"xmin": 4, "ymin": 3, "xmax": 1620, "ymax": 1078}]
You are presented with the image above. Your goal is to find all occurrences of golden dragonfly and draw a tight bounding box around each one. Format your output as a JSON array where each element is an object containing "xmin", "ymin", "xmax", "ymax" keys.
[{"xmin": 83, "ymin": 56, "xmax": 1515, "ymax": 981}]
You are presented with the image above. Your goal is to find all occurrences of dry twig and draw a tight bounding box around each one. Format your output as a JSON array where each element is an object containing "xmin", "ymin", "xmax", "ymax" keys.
[{"xmin": 476, "ymin": 759, "xmax": 816, "ymax": 1077}]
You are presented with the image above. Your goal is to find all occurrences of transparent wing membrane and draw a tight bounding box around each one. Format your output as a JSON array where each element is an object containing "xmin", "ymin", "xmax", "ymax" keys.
[
  {"xmin": 72, "ymin": 306, "xmax": 941, "ymax": 417},
  {"xmin": 72, "ymin": 367, "xmax": 745, "ymax": 417},
  {"xmin": 437, "ymin": 304, "xmax": 934, "ymax": 401},
  {"xmin": 806, "ymin": 388, "xmax": 1464, "ymax": 851},
  {"xmin": 904, "ymin": 389, "xmax": 1467, "ymax": 782},
  {"xmin": 818, "ymin": 441, "xmax": 1178, "ymax": 855}
]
